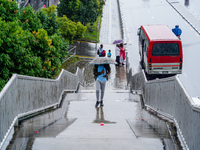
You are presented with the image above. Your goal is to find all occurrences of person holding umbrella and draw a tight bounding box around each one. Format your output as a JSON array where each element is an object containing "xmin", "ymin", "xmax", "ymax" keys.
[
  {"xmin": 90, "ymin": 53, "xmax": 117, "ymax": 108},
  {"xmin": 113, "ymin": 39, "xmax": 124, "ymax": 66},
  {"xmin": 119, "ymin": 43, "xmax": 126, "ymax": 65},
  {"xmin": 93, "ymin": 52, "xmax": 111, "ymax": 108}
]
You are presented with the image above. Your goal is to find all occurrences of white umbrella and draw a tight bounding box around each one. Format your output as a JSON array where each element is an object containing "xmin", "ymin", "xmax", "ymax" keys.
[{"xmin": 89, "ymin": 57, "xmax": 117, "ymax": 65}]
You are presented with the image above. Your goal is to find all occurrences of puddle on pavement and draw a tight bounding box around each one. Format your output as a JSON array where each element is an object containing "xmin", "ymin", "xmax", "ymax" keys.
[
  {"xmin": 73, "ymin": 42, "xmax": 97, "ymax": 57},
  {"xmin": 84, "ymin": 64, "xmax": 128, "ymax": 90},
  {"xmin": 6, "ymin": 93, "xmax": 78, "ymax": 150},
  {"xmin": 93, "ymin": 107, "xmax": 116, "ymax": 124},
  {"xmin": 65, "ymin": 59, "xmax": 128, "ymax": 90},
  {"xmin": 112, "ymin": 65, "xmax": 127, "ymax": 89}
]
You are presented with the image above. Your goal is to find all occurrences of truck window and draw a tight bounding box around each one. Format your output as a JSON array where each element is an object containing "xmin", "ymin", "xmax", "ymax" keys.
[{"xmin": 152, "ymin": 43, "xmax": 179, "ymax": 56}]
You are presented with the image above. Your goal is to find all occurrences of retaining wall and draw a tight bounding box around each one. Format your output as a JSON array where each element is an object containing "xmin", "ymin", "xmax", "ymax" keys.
[{"xmin": 131, "ymin": 71, "xmax": 200, "ymax": 150}]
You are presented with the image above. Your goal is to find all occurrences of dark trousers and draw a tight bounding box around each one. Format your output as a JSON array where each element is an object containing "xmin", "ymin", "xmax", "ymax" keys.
[{"xmin": 116, "ymin": 56, "xmax": 120, "ymax": 66}]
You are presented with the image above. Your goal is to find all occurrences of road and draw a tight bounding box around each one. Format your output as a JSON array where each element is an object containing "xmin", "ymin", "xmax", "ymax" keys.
[
  {"xmin": 180, "ymin": 0, "xmax": 200, "ymax": 20},
  {"xmin": 120, "ymin": 0, "xmax": 200, "ymax": 99}
]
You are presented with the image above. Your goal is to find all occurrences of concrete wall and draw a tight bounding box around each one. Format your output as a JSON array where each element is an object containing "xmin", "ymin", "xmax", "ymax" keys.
[
  {"xmin": 0, "ymin": 68, "xmax": 84, "ymax": 149},
  {"xmin": 130, "ymin": 71, "xmax": 200, "ymax": 150}
]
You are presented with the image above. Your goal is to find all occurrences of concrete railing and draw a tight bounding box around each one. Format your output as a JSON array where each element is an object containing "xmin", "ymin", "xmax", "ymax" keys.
[
  {"xmin": 0, "ymin": 68, "xmax": 84, "ymax": 149},
  {"xmin": 130, "ymin": 71, "xmax": 200, "ymax": 150}
]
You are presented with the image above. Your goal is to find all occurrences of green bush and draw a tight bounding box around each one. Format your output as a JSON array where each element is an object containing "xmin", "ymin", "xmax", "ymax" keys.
[
  {"xmin": 0, "ymin": 19, "xmax": 41, "ymax": 76},
  {"xmin": 57, "ymin": 0, "xmax": 103, "ymax": 25},
  {"xmin": 0, "ymin": 0, "xmax": 89, "ymax": 91},
  {"xmin": 0, "ymin": 0, "xmax": 19, "ymax": 22},
  {"xmin": 36, "ymin": 5, "xmax": 60, "ymax": 36},
  {"xmin": 19, "ymin": 6, "xmax": 42, "ymax": 32},
  {"xmin": 58, "ymin": 15, "xmax": 87, "ymax": 44},
  {"xmin": 0, "ymin": 1, "xmax": 70, "ymax": 91}
]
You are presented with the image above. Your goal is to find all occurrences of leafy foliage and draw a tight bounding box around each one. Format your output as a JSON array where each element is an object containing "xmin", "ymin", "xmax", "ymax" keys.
[
  {"xmin": 0, "ymin": 0, "xmax": 88, "ymax": 91},
  {"xmin": 36, "ymin": 5, "xmax": 60, "ymax": 36},
  {"xmin": 75, "ymin": 21, "xmax": 87, "ymax": 39},
  {"xmin": 0, "ymin": 1, "xmax": 71, "ymax": 91},
  {"xmin": 0, "ymin": 0, "xmax": 19, "ymax": 22},
  {"xmin": 57, "ymin": 0, "xmax": 104, "ymax": 25},
  {"xmin": 19, "ymin": 6, "xmax": 42, "ymax": 32},
  {"xmin": 50, "ymin": 34, "xmax": 70, "ymax": 64},
  {"xmin": 0, "ymin": 18, "xmax": 42, "ymax": 79},
  {"xmin": 58, "ymin": 15, "xmax": 87, "ymax": 43},
  {"xmin": 30, "ymin": 29, "xmax": 68, "ymax": 78}
]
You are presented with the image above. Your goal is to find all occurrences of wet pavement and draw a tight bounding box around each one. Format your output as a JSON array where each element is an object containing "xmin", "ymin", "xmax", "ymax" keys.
[
  {"xmin": 5, "ymin": 0, "xmax": 181, "ymax": 149},
  {"xmin": 73, "ymin": 42, "xmax": 97, "ymax": 57},
  {"xmin": 8, "ymin": 89, "xmax": 163, "ymax": 150},
  {"xmin": 6, "ymin": 61, "xmax": 178, "ymax": 150}
]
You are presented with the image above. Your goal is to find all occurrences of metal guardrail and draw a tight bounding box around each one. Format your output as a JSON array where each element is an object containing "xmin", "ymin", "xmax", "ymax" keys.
[
  {"xmin": 0, "ymin": 68, "xmax": 84, "ymax": 149},
  {"xmin": 130, "ymin": 71, "xmax": 200, "ymax": 150}
]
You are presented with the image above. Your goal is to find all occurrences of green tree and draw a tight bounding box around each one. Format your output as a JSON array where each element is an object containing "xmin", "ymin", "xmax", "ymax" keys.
[
  {"xmin": 58, "ymin": 15, "xmax": 77, "ymax": 43},
  {"xmin": 75, "ymin": 21, "xmax": 87, "ymax": 39},
  {"xmin": 0, "ymin": 0, "xmax": 19, "ymax": 22},
  {"xmin": 57, "ymin": 0, "xmax": 102, "ymax": 25},
  {"xmin": 57, "ymin": 0, "xmax": 79, "ymax": 21},
  {"xmin": 19, "ymin": 6, "xmax": 42, "ymax": 32},
  {"xmin": 58, "ymin": 15, "xmax": 87, "ymax": 43},
  {"xmin": 50, "ymin": 34, "xmax": 69, "ymax": 64},
  {"xmin": 30, "ymin": 29, "xmax": 65, "ymax": 78},
  {"xmin": 37, "ymin": 5, "xmax": 60, "ymax": 36},
  {"xmin": 0, "ymin": 19, "xmax": 43, "ymax": 80},
  {"xmin": 79, "ymin": 0, "xmax": 101, "ymax": 24},
  {"xmin": 0, "ymin": 0, "xmax": 72, "ymax": 91}
]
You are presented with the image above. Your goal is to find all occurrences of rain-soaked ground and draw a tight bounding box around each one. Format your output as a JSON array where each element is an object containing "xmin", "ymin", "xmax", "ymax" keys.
[
  {"xmin": 3, "ymin": 0, "xmax": 191, "ymax": 148},
  {"xmin": 6, "ymin": 42, "xmax": 182, "ymax": 150}
]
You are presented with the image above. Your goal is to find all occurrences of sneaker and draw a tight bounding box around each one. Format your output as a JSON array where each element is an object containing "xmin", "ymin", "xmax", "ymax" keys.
[
  {"xmin": 100, "ymin": 101, "xmax": 104, "ymax": 107},
  {"xmin": 95, "ymin": 101, "xmax": 99, "ymax": 108}
]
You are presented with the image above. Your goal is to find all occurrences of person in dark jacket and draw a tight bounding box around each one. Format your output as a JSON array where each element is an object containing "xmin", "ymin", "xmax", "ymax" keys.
[
  {"xmin": 172, "ymin": 25, "xmax": 182, "ymax": 39},
  {"xmin": 97, "ymin": 44, "xmax": 104, "ymax": 57}
]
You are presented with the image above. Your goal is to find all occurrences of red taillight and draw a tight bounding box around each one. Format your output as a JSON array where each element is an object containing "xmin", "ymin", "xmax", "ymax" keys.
[
  {"xmin": 149, "ymin": 58, "xmax": 152, "ymax": 70},
  {"xmin": 180, "ymin": 58, "xmax": 182, "ymax": 69}
]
